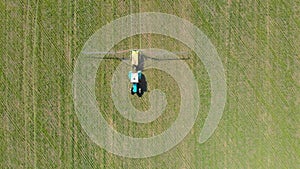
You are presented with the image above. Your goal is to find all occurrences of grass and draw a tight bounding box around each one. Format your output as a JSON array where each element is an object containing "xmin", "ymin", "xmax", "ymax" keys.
[{"xmin": 1, "ymin": 0, "xmax": 299, "ymax": 168}]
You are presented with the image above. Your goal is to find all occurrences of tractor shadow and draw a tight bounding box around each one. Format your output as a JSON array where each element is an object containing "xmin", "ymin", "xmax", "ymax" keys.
[
  {"xmin": 136, "ymin": 53, "xmax": 145, "ymax": 71},
  {"xmin": 140, "ymin": 73, "xmax": 148, "ymax": 92},
  {"xmin": 136, "ymin": 73, "xmax": 147, "ymax": 97}
]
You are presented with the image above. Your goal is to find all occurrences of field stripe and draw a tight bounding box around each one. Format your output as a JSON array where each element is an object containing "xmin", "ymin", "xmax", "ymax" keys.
[
  {"xmin": 1, "ymin": 2, "xmax": 8, "ymax": 168},
  {"xmin": 22, "ymin": 0, "xmax": 31, "ymax": 168},
  {"xmin": 32, "ymin": 0, "xmax": 40, "ymax": 168}
]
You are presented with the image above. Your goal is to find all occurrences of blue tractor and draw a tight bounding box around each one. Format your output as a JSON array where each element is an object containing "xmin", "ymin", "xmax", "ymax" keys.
[{"xmin": 128, "ymin": 70, "xmax": 143, "ymax": 96}]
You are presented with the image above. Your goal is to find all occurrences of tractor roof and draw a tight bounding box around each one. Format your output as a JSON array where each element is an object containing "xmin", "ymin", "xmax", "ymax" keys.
[{"xmin": 130, "ymin": 72, "xmax": 139, "ymax": 83}]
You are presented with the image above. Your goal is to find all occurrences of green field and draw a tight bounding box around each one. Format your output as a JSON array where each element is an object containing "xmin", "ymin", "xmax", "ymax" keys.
[{"xmin": 1, "ymin": 0, "xmax": 299, "ymax": 168}]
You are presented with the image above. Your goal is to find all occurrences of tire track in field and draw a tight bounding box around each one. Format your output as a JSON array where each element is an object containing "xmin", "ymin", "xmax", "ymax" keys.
[
  {"xmin": 7, "ymin": 2, "xmax": 62, "ymax": 168},
  {"xmin": 20, "ymin": 4, "xmax": 66, "ymax": 166},
  {"xmin": 32, "ymin": 0, "xmax": 40, "ymax": 168},
  {"xmin": 70, "ymin": 1, "xmax": 77, "ymax": 168},
  {"xmin": 175, "ymin": 2, "xmax": 196, "ymax": 168},
  {"xmin": 22, "ymin": 1, "xmax": 31, "ymax": 168},
  {"xmin": 1, "ymin": 2, "xmax": 9, "ymax": 167}
]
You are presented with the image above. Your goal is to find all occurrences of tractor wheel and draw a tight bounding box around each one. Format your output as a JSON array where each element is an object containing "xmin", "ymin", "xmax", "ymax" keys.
[
  {"xmin": 130, "ymin": 88, "xmax": 134, "ymax": 95},
  {"xmin": 137, "ymin": 88, "xmax": 143, "ymax": 97}
]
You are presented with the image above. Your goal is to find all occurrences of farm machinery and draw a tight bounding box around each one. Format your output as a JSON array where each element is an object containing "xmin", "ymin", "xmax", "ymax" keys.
[{"xmin": 84, "ymin": 49, "xmax": 189, "ymax": 97}]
